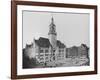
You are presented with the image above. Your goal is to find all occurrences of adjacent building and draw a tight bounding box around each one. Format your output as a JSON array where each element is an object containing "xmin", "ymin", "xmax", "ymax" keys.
[{"xmin": 66, "ymin": 44, "xmax": 89, "ymax": 58}]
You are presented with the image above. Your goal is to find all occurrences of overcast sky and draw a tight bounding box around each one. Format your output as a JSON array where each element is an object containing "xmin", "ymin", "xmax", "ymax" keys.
[{"xmin": 23, "ymin": 11, "xmax": 90, "ymax": 48}]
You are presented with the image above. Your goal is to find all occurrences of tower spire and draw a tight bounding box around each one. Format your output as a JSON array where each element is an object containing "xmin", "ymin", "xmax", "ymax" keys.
[
  {"xmin": 48, "ymin": 16, "xmax": 57, "ymax": 49},
  {"xmin": 51, "ymin": 16, "xmax": 54, "ymax": 23},
  {"xmin": 48, "ymin": 16, "xmax": 57, "ymax": 35}
]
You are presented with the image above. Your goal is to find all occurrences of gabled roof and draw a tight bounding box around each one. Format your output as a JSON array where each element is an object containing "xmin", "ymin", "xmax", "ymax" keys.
[
  {"xmin": 35, "ymin": 37, "xmax": 66, "ymax": 48},
  {"xmin": 35, "ymin": 37, "xmax": 50, "ymax": 48},
  {"xmin": 57, "ymin": 40, "xmax": 66, "ymax": 48}
]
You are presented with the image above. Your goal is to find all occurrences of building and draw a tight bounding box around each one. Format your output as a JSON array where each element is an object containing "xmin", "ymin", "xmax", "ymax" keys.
[
  {"xmin": 23, "ymin": 17, "xmax": 89, "ymax": 67},
  {"xmin": 24, "ymin": 17, "xmax": 66, "ymax": 64},
  {"xmin": 78, "ymin": 44, "xmax": 89, "ymax": 58},
  {"xmin": 67, "ymin": 46, "xmax": 78, "ymax": 58},
  {"xmin": 66, "ymin": 44, "xmax": 89, "ymax": 58}
]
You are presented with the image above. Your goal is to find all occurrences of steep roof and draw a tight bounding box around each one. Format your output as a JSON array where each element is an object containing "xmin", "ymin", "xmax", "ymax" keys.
[
  {"xmin": 35, "ymin": 37, "xmax": 50, "ymax": 48},
  {"xmin": 35, "ymin": 37, "xmax": 65, "ymax": 48},
  {"xmin": 57, "ymin": 40, "xmax": 66, "ymax": 48}
]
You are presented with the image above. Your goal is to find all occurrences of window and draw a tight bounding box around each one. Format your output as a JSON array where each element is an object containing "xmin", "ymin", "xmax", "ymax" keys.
[
  {"xmin": 61, "ymin": 49, "xmax": 64, "ymax": 52},
  {"xmin": 45, "ymin": 54, "xmax": 49, "ymax": 56},
  {"xmin": 59, "ymin": 49, "xmax": 61, "ymax": 52},
  {"xmin": 45, "ymin": 49, "xmax": 48, "ymax": 53},
  {"xmin": 40, "ymin": 49, "xmax": 44, "ymax": 53},
  {"xmin": 45, "ymin": 57, "xmax": 49, "ymax": 60},
  {"xmin": 40, "ymin": 57, "xmax": 44, "ymax": 60},
  {"xmin": 40, "ymin": 54, "xmax": 44, "ymax": 57}
]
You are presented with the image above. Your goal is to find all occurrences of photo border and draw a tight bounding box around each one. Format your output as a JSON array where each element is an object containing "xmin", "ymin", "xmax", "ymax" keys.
[{"xmin": 11, "ymin": 0, "xmax": 97, "ymax": 79}]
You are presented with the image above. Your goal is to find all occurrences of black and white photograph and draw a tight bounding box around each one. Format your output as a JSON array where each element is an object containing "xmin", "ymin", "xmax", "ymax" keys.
[
  {"xmin": 22, "ymin": 11, "xmax": 90, "ymax": 69},
  {"xmin": 11, "ymin": 1, "xmax": 97, "ymax": 79}
]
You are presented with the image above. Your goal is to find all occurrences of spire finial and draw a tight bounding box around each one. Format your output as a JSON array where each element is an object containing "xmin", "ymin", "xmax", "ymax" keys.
[
  {"xmin": 48, "ymin": 14, "xmax": 57, "ymax": 36},
  {"xmin": 52, "ymin": 17, "xmax": 54, "ymax": 23},
  {"xmin": 51, "ymin": 14, "xmax": 54, "ymax": 23}
]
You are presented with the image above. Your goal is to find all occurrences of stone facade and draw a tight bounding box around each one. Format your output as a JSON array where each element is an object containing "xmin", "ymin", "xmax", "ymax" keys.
[{"xmin": 66, "ymin": 44, "xmax": 89, "ymax": 58}]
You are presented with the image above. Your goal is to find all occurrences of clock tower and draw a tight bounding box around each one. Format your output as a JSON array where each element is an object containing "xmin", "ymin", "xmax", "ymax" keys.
[{"xmin": 48, "ymin": 17, "xmax": 57, "ymax": 49}]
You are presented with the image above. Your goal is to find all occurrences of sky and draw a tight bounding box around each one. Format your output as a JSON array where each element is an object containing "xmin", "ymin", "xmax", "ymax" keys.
[{"xmin": 22, "ymin": 10, "xmax": 90, "ymax": 48}]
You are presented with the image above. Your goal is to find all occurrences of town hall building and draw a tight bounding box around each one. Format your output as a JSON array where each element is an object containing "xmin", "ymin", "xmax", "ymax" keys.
[
  {"xmin": 24, "ymin": 17, "xmax": 66, "ymax": 65},
  {"xmin": 23, "ymin": 16, "xmax": 89, "ymax": 68}
]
